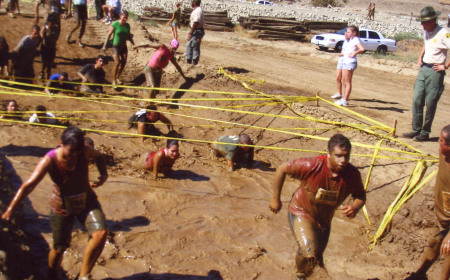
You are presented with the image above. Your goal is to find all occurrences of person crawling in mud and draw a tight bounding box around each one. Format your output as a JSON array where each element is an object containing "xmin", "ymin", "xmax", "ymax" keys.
[
  {"xmin": 269, "ymin": 133, "xmax": 366, "ymax": 280},
  {"xmin": 136, "ymin": 139, "xmax": 180, "ymax": 179},
  {"xmin": 405, "ymin": 125, "xmax": 450, "ymax": 280},
  {"xmin": 211, "ymin": 134, "xmax": 254, "ymax": 172},
  {"xmin": 0, "ymin": 99, "xmax": 22, "ymax": 120},
  {"xmin": 128, "ymin": 104, "xmax": 174, "ymax": 142},
  {"xmin": 1, "ymin": 126, "xmax": 109, "ymax": 280}
]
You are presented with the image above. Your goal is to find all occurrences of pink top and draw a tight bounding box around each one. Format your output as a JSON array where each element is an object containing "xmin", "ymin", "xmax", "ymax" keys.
[{"xmin": 146, "ymin": 46, "xmax": 172, "ymax": 71}]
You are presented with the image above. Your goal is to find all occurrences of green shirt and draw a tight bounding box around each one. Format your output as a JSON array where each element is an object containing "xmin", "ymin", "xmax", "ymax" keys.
[
  {"xmin": 214, "ymin": 135, "xmax": 240, "ymax": 160},
  {"xmin": 173, "ymin": 8, "xmax": 181, "ymax": 25},
  {"xmin": 112, "ymin": 21, "xmax": 131, "ymax": 47}
]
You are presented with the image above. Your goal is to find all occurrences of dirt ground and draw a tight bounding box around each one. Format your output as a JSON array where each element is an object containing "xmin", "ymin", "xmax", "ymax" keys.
[{"xmin": 0, "ymin": 1, "xmax": 450, "ymax": 280}]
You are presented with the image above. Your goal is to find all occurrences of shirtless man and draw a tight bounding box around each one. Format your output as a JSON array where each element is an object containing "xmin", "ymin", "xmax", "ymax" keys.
[
  {"xmin": 270, "ymin": 134, "xmax": 366, "ymax": 280},
  {"xmin": 1, "ymin": 127, "xmax": 108, "ymax": 280},
  {"xmin": 405, "ymin": 125, "xmax": 450, "ymax": 280}
]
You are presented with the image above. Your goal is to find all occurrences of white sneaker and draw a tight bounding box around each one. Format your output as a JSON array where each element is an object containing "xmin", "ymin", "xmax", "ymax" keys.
[
  {"xmin": 106, "ymin": 19, "xmax": 112, "ymax": 25},
  {"xmin": 334, "ymin": 98, "xmax": 348, "ymax": 107},
  {"xmin": 102, "ymin": 16, "xmax": 110, "ymax": 22},
  {"xmin": 331, "ymin": 93, "xmax": 343, "ymax": 99}
]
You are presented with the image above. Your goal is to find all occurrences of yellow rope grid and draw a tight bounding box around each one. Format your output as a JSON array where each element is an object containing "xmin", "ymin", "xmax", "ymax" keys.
[{"xmin": 0, "ymin": 69, "xmax": 439, "ymax": 246}]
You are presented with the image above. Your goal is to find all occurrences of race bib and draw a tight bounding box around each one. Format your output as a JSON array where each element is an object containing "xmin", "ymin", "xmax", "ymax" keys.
[
  {"xmin": 315, "ymin": 188, "xmax": 339, "ymax": 206},
  {"xmin": 64, "ymin": 193, "xmax": 87, "ymax": 215},
  {"xmin": 443, "ymin": 191, "xmax": 450, "ymax": 213}
]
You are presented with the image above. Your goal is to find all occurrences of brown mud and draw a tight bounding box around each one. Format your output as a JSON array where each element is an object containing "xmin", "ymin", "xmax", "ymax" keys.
[{"xmin": 0, "ymin": 1, "xmax": 449, "ymax": 280}]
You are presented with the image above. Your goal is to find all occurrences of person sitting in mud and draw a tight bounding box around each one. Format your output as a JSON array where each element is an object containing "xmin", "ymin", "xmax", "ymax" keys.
[
  {"xmin": 1, "ymin": 126, "xmax": 109, "ymax": 280},
  {"xmin": 137, "ymin": 139, "xmax": 180, "ymax": 178},
  {"xmin": 45, "ymin": 71, "xmax": 74, "ymax": 94},
  {"xmin": 211, "ymin": 134, "xmax": 254, "ymax": 172},
  {"xmin": 77, "ymin": 55, "xmax": 106, "ymax": 94},
  {"xmin": 0, "ymin": 99, "xmax": 22, "ymax": 120},
  {"xmin": 29, "ymin": 105, "xmax": 58, "ymax": 124},
  {"xmin": 133, "ymin": 39, "xmax": 187, "ymax": 99},
  {"xmin": 129, "ymin": 104, "xmax": 174, "ymax": 141},
  {"xmin": 404, "ymin": 125, "xmax": 450, "ymax": 280},
  {"xmin": 269, "ymin": 133, "xmax": 366, "ymax": 280}
]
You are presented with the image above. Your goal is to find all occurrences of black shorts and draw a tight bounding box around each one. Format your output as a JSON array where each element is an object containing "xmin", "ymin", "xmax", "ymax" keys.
[
  {"xmin": 112, "ymin": 45, "xmax": 128, "ymax": 56},
  {"xmin": 73, "ymin": 4, "xmax": 87, "ymax": 21}
]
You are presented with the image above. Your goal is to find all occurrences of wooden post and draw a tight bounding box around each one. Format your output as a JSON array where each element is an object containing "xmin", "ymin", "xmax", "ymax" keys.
[
  {"xmin": 393, "ymin": 119, "xmax": 397, "ymax": 137},
  {"xmin": 316, "ymin": 92, "xmax": 319, "ymax": 107}
]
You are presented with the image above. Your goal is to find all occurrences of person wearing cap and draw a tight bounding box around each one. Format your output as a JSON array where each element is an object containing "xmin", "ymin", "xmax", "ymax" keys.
[
  {"xmin": 45, "ymin": 72, "xmax": 74, "ymax": 94},
  {"xmin": 133, "ymin": 39, "xmax": 187, "ymax": 99},
  {"xmin": 403, "ymin": 6, "xmax": 450, "ymax": 142},
  {"xmin": 186, "ymin": 0, "xmax": 205, "ymax": 65},
  {"xmin": 102, "ymin": 11, "xmax": 134, "ymax": 88}
]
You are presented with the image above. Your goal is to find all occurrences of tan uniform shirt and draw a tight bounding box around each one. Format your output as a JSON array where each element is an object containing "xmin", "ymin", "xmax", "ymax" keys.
[
  {"xmin": 423, "ymin": 25, "xmax": 450, "ymax": 64},
  {"xmin": 189, "ymin": 6, "xmax": 205, "ymax": 29},
  {"xmin": 434, "ymin": 153, "xmax": 450, "ymax": 230}
]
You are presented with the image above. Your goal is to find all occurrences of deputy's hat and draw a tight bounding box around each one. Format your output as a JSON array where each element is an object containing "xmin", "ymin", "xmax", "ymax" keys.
[{"xmin": 417, "ymin": 6, "xmax": 441, "ymax": 22}]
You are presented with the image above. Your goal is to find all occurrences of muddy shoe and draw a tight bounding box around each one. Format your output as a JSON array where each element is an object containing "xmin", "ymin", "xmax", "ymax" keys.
[
  {"xmin": 403, "ymin": 272, "xmax": 427, "ymax": 280},
  {"xmin": 402, "ymin": 131, "xmax": 419, "ymax": 139},
  {"xmin": 295, "ymin": 273, "xmax": 306, "ymax": 280},
  {"xmin": 413, "ymin": 134, "xmax": 429, "ymax": 142},
  {"xmin": 78, "ymin": 41, "xmax": 85, "ymax": 48},
  {"xmin": 66, "ymin": 35, "xmax": 71, "ymax": 43}
]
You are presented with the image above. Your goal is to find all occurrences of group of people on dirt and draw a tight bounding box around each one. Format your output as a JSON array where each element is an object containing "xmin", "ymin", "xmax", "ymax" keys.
[{"xmin": 1, "ymin": 4, "xmax": 450, "ymax": 280}]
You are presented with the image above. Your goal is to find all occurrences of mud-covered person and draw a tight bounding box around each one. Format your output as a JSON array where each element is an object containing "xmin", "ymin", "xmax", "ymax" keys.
[
  {"xmin": 0, "ymin": 99, "xmax": 22, "ymax": 120},
  {"xmin": 211, "ymin": 134, "xmax": 254, "ymax": 172},
  {"xmin": 77, "ymin": 55, "xmax": 106, "ymax": 94},
  {"xmin": 1, "ymin": 127, "xmax": 109, "ymax": 280},
  {"xmin": 45, "ymin": 71, "xmax": 74, "ymax": 94},
  {"xmin": 29, "ymin": 105, "xmax": 58, "ymax": 124},
  {"xmin": 128, "ymin": 105, "xmax": 174, "ymax": 142},
  {"xmin": 11, "ymin": 25, "xmax": 42, "ymax": 85},
  {"xmin": 136, "ymin": 139, "xmax": 180, "ymax": 179},
  {"xmin": 270, "ymin": 134, "xmax": 366, "ymax": 280},
  {"xmin": 405, "ymin": 125, "xmax": 450, "ymax": 280}
]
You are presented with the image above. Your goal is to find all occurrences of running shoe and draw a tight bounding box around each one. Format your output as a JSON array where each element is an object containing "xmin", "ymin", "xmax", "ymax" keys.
[
  {"xmin": 106, "ymin": 19, "xmax": 112, "ymax": 25},
  {"xmin": 78, "ymin": 41, "xmax": 85, "ymax": 47},
  {"xmin": 331, "ymin": 92, "xmax": 342, "ymax": 99},
  {"xmin": 334, "ymin": 98, "xmax": 348, "ymax": 107},
  {"xmin": 102, "ymin": 16, "xmax": 110, "ymax": 22}
]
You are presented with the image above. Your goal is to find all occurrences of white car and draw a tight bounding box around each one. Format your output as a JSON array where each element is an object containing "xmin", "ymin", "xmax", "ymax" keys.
[
  {"xmin": 311, "ymin": 28, "xmax": 398, "ymax": 54},
  {"xmin": 254, "ymin": 0, "xmax": 273, "ymax": 5}
]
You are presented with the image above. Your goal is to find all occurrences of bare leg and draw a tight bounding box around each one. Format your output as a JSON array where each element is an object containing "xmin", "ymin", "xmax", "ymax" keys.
[
  {"xmin": 79, "ymin": 230, "xmax": 107, "ymax": 277},
  {"xmin": 112, "ymin": 52, "xmax": 120, "ymax": 82},
  {"xmin": 342, "ymin": 69, "xmax": 353, "ymax": 101},
  {"xmin": 116, "ymin": 52, "xmax": 127, "ymax": 81},
  {"xmin": 335, "ymin": 68, "xmax": 342, "ymax": 95},
  {"xmin": 48, "ymin": 248, "xmax": 65, "ymax": 280}
]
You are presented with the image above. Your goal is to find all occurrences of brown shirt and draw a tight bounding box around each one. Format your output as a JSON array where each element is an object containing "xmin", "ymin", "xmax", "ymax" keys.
[
  {"xmin": 286, "ymin": 155, "xmax": 366, "ymax": 230},
  {"xmin": 434, "ymin": 153, "xmax": 450, "ymax": 230}
]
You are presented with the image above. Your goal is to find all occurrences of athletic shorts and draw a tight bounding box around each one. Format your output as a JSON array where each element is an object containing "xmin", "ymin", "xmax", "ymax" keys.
[
  {"xmin": 112, "ymin": 45, "xmax": 128, "ymax": 56},
  {"xmin": 172, "ymin": 23, "xmax": 178, "ymax": 27},
  {"xmin": 337, "ymin": 59, "xmax": 357, "ymax": 71},
  {"xmin": 50, "ymin": 202, "xmax": 107, "ymax": 251},
  {"xmin": 73, "ymin": 4, "xmax": 87, "ymax": 21}
]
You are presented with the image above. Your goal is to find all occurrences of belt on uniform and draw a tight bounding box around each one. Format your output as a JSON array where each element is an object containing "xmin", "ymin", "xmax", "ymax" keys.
[{"xmin": 422, "ymin": 63, "xmax": 434, "ymax": 68}]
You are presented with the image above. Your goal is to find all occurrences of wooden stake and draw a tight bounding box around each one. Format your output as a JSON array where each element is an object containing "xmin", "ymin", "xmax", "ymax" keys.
[
  {"xmin": 393, "ymin": 119, "xmax": 397, "ymax": 137},
  {"xmin": 316, "ymin": 92, "xmax": 319, "ymax": 107}
]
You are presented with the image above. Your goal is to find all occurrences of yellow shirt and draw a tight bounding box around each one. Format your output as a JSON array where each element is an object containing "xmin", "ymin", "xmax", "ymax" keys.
[{"xmin": 423, "ymin": 25, "xmax": 450, "ymax": 64}]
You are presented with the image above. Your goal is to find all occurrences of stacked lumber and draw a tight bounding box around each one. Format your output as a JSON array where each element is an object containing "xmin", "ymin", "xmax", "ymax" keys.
[
  {"xmin": 304, "ymin": 20, "xmax": 348, "ymax": 31},
  {"xmin": 138, "ymin": 7, "xmax": 234, "ymax": 32},
  {"xmin": 183, "ymin": 8, "xmax": 234, "ymax": 32},
  {"xmin": 238, "ymin": 16, "xmax": 307, "ymax": 41}
]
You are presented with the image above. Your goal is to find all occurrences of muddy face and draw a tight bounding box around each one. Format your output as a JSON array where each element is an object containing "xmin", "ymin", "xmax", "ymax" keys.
[
  {"xmin": 328, "ymin": 146, "xmax": 350, "ymax": 173},
  {"xmin": 166, "ymin": 145, "xmax": 179, "ymax": 159}
]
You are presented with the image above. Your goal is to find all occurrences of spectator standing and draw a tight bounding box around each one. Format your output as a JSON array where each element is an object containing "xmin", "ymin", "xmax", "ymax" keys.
[
  {"xmin": 66, "ymin": 0, "xmax": 87, "ymax": 47},
  {"xmin": 186, "ymin": 0, "xmax": 204, "ymax": 65},
  {"xmin": 333, "ymin": 26, "xmax": 364, "ymax": 107},
  {"xmin": 168, "ymin": 3, "xmax": 181, "ymax": 40},
  {"xmin": 403, "ymin": 6, "xmax": 450, "ymax": 142}
]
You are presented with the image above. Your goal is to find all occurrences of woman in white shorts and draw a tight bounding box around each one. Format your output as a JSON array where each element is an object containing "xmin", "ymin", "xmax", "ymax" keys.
[{"xmin": 332, "ymin": 26, "xmax": 364, "ymax": 107}]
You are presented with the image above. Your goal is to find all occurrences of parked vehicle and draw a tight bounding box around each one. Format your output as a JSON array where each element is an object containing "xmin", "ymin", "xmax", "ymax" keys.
[
  {"xmin": 254, "ymin": 0, "xmax": 273, "ymax": 5},
  {"xmin": 310, "ymin": 28, "xmax": 398, "ymax": 54}
]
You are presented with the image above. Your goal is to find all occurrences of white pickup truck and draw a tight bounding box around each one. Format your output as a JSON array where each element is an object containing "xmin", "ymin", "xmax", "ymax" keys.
[{"xmin": 311, "ymin": 28, "xmax": 398, "ymax": 54}]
